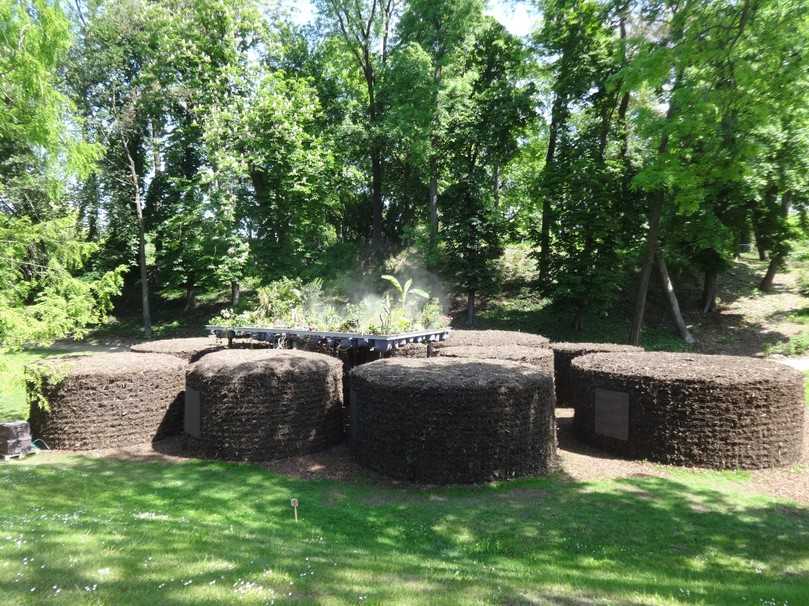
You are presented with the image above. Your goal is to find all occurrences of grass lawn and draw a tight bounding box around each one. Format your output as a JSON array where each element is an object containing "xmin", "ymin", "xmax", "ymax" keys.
[{"xmin": 0, "ymin": 455, "xmax": 807, "ymax": 606}]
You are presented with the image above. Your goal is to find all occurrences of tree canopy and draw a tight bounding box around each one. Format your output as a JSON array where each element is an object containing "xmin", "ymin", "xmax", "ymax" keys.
[{"xmin": 3, "ymin": 0, "xmax": 809, "ymax": 342}]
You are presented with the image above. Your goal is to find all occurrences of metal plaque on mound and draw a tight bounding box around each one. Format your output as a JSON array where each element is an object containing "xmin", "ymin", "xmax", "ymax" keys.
[
  {"xmin": 594, "ymin": 388, "xmax": 629, "ymax": 440},
  {"xmin": 184, "ymin": 388, "xmax": 201, "ymax": 438}
]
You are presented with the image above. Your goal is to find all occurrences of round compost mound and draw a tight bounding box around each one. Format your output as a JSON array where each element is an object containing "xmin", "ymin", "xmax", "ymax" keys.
[
  {"xmin": 131, "ymin": 337, "xmax": 225, "ymax": 362},
  {"xmin": 438, "ymin": 329, "xmax": 550, "ymax": 349},
  {"xmin": 552, "ymin": 342, "xmax": 643, "ymax": 406},
  {"xmin": 393, "ymin": 330, "xmax": 550, "ymax": 358},
  {"xmin": 389, "ymin": 342, "xmax": 435, "ymax": 358},
  {"xmin": 350, "ymin": 357, "xmax": 557, "ymax": 484},
  {"xmin": 571, "ymin": 352, "xmax": 805, "ymax": 469},
  {"xmin": 437, "ymin": 345, "xmax": 554, "ymax": 376},
  {"xmin": 27, "ymin": 353, "xmax": 185, "ymax": 449},
  {"xmin": 185, "ymin": 349, "xmax": 344, "ymax": 461}
]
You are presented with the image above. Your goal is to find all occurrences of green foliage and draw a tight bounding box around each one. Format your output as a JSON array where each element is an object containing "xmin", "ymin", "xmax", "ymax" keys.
[
  {"xmin": 381, "ymin": 275, "xmax": 429, "ymax": 309},
  {"xmin": 0, "ymin": 0, "xmax": 101, "ymax": 215},
  {"xmin": 0, "ymin": 349, "xmax": 71, "ymax": 421},
  {"xmin": 441, "ymin": 181, "xmax": 504, "ymax": 300},
  {"xmin": 766, "ymin": 331, "xmax": 809, "ymax": 357},
  {"xmin": 210, "ymin": 275, "xmax": 447, "ymax": 335},
  {"xmin": 23, "ymin": 358, "xmax": 70, "ymax": 413},
  {"xmin": 5, "ymin": 0, "xmax": 809, "ymax": 346},
  {"xmin": 437, "ymin": 17, "xmax": 535, "ymax": 319},
  {"xmin": 0, "ymin": 215, "xmax": 125, "ymax": 351}
]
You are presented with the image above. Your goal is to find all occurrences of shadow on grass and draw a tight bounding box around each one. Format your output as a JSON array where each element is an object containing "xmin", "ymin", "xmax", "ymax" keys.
[{"xmin": 0, "ymin": 456, "xmax": 807, "ymax": 605}]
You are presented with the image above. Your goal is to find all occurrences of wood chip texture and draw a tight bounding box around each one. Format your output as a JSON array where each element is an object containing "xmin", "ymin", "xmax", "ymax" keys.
[
  {"xmin": 131, "ymin": 337, "xmax": 225, "ymax": 362},
  {"xmin": 350, "ymin": 357, "xmax": 557, "ymax": 484},
  {"xmin": 571, "ymin": 352, "xmax": 805, "ymax": 469},
  {"xmin": 551, "ymin": 342, "xmax": 644, "ymax": 406},
  {"xmin": 438, "ymin": 329, "xmax": 550, "ymax": 349},
  {"xmin": 437, "ymin": 345, "xmax": 554, "ymax": 376},
  {"xmin": 392, "ymin": 330, "xmax": 550, "ymax": 358},
  {"xmin": 28, "ymin": 353, "xmax": 186, "ymax": 449},
  {"xmin": 185, "ymin": 349, "xmax": 344, "ymax": 461}
]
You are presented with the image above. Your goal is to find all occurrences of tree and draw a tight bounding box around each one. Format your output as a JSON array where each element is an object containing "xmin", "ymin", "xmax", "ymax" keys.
[
  {"xmin": 441, "ymin": 18, "xmax": 535, "ymax": 322},
  {"xmin": 0, "ymin": 0, "xmax": 122, "ymax": 350},
  {"xmin": 1, "ymin": 0, "xmax": 97, "ymax": 217},
  {"xmin": 397, "ymin": 0, "xmax": 484, "ymax": 248},
  {"xmin": 0, "ymin": 215, "xmax": 123, "ymax": 350},
  {"xmin": 68, "ymin": 0, "xmax": 177, "ymax": 337},
  {"xmin": 534, "ymin": 0, "xmax": 613, "ymax": 290},
  {"xmin": 534, "ymin": 0, "xmax": 644, "ymax": 330},
  {"xmin": 316, "ymin": 0, "xmax": 399, "ymax": 253},
  {"xmin": 625, "ymin": 0, "xmax": 809, "ymax": 342}
]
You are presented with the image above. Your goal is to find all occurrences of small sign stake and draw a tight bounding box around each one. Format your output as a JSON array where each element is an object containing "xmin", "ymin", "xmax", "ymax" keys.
[{"xmin": 291, "ymin": 498, "xmax": 299, "ymax": 522}]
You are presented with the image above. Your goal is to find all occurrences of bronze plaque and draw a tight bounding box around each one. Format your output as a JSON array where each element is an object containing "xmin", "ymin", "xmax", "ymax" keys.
[
  {"xmin": 594, "ymin": 388, "xmax": 629, "ymax": 440},
  {"xmin": 184, "ymin": 387, "xmax": 201, "ymax": 438}
]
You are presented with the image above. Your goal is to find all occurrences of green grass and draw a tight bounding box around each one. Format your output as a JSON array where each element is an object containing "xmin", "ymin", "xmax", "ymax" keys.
[
  {"xmin": 0, "ymin": 456, "xmax": 807, "ymax": 605},
  {"xmin": 0, "ymin": 349, "xmax": 63, "ymax": 422}
]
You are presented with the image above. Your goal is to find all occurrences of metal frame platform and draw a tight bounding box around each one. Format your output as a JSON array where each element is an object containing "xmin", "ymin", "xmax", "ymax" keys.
[{"xmin": 205, "ymin": 325, "xmax": 451, "ymax": 354}]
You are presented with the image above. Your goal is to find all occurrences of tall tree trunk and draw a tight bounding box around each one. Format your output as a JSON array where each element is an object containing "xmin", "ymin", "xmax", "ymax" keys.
[
  {"xmin": 466, "ymin": 289, "xmax": 476, "ymax": 324},
  {"xmin": 701, "ymin": 269, "xmax": 719, "ymax": 313},
  {"xmin": 657, "ymin": 252, "xmax": 695, "ymax": 344},
  {"xmin": 124, "ymin": 137, "xmax": 151, "ymax": 339},
  {"xmin": 370, "ymin": 145, "xmax": 384, "ymax": 252},
  {"xmin": 539, "ymin": 95, "xmax": 565, "ymax": 289},
  {"xmin": 428, "ymin": 171, "xmax": 438, "ymax": 249},
  {"xmin": 756, "ymin": 239, "xmax": 768, "ymax": 261},
  {"xmin": 750, "ymin": 202, "xmax": 768, "ymax": 260},
  {"xmin": 230, "ymin": 281, "xmax": 241, "ymax": 308},
  {"xmin": 759, "ymin": 192, "xmax": 792, "ymax": 291},
  {"xmin": 184, "ymin": 284, "xmax": 195, "ymax": 312},
  {"xmin": 629, "ymin": 66, "xmax": 682, "ymax": 345},
  {"xmin": 759, "ymin": 257, "xmax": 780, "ymax": 292},
  {"xmin": 629, "ymin": 194, "xmax": 663, "ymax": 345}
]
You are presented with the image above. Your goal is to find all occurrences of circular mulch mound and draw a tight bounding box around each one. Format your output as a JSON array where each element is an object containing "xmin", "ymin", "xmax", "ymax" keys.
[
  {"xmin": 551, "ymin": 342, "xmax": 643, "ymax": 406},
  {"xmin": 27, "ymin": 353, "xmax": 186, "ymax": 450},
  {"xmin": 438, "ymin": 329, "xmax": 550, "ymax": 349},
  {"xmin": 350, "ymin": 357, "xmax": 557, "ymax": 484},
  {"xmin": 392, "ymin": 330, "xmax": 550, "ymax": 358},
  {"xmin": 185, "ymin": 349, "xmax": 344, "ymax": 461},
  {"xmin": 570, "ymin": 352, "xmax": 805, "ymax": 469},
  {"xmin": 131, "ymin": 337, "xmax": 225, "ymax": 363},
  {"xmin": 389, "ymin": 342, "xmax": 434, "ymax": 358},
  {"xmin": 437, "ymin": 345, "xmax": 554, "ymax": 376}
]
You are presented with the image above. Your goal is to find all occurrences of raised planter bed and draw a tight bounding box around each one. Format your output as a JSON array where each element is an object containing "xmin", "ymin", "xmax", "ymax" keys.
[
  {"xmin": 184, "ymin": 349, "xmax": 344, "ymax": 461},
  {"xmin": 131, "ymin": 337, "xmax": 225, "ymax": 362},
  {"xmin": 27, "ymin": 353, "xmax": 185, "ymax": 449},
  {"xmin": 437, "ymin": 345, "xmax": 554, "ymax": 376},
  {"xmin": 206, "ymin": 325, "xmax": 451, "ymax": 354},
  {"xmin": 571, "ymin": 351, "xmax": 805, "ymax": 469},
  {"xmin": 551, "ymin": 342, "xmax": 643, "ymax": 407},
  {"xmin": 392, "ymin": 329, "xmax": 550, "ymax": 358},
  {"xmin": 350, "ymin": 357, "xmax": 557, "ymax": 484}
]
